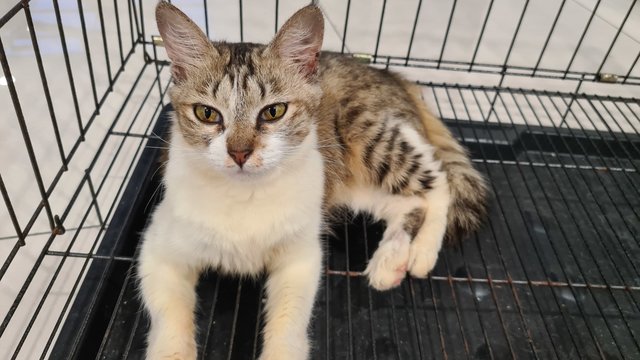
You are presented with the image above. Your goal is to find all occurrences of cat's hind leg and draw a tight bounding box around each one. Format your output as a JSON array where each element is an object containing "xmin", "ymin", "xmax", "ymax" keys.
[
  {"xmin": 363, "ymin": 171, "xmax": 449, "ymax": 290},
  {"xmin": 406, "ymin": 171, "xmax": 450, "ymax": 278},
  {"xmin": 351, "ymin": 122, "xmax": 450, "ymax": 290},
  {"xmin": 355, "ymin": 190, "xmax": 426, "ymax": 291},
  {"xmin": 364, "ymin": 224, "xmax": 412, "ymax": 290}
]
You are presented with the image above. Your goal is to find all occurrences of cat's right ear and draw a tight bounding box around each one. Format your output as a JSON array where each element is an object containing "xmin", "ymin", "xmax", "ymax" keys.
[
  {"xmin": 267, "ymin": 5, "xmax": 324, "ymax": 78},
  {"xmin": 156, "ymin": 1, "xmax": 216, "ymax": 82}
]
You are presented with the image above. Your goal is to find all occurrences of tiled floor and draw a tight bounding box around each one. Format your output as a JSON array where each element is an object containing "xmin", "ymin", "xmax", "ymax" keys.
[{"xmin": 1, "ymin": 0, "xmax": 639, "ymax": 358}]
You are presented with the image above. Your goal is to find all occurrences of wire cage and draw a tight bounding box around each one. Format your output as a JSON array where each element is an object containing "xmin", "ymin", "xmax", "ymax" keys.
[{"xmin": 1, "ymin": 0, "xmax": 639, "ymax": 359}]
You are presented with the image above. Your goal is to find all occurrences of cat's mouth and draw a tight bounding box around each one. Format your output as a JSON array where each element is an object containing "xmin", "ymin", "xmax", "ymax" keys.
[
  {"xmin": 223, "ymin": 154, "xmax": 279, "ymax": 178},
  {"xmin": 212, "ymin": 150, "xmax": 282, "ymax": 180},
  {"xmin": 224, "ymin": 164, "xmax": 271, "ymax": 179},
  {"xmin": 234, "ymin": 167, "xmax": 251, "ymax": 175}
]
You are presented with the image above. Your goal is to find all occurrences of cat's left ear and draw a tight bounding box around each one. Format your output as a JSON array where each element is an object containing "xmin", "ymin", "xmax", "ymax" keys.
[
  {"xmin": 156, "ymin": 1, "xmax": 217, "ymax": 82},
  {"xmin": 267, "ymin": 5, "xmax": 324, "ymax": 78}
]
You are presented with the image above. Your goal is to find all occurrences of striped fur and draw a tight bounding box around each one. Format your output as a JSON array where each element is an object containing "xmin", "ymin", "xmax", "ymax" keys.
[
  {"xmin": 317, "ymin": 55, "xmax": 487, "ymax": 245},
  {"xmin": 143, "ymin": 3, "xmax": 488, "ymax": 359},
  {"xmin": 404, "ymin": 84, "xmax": 489, "ymax": 244}
]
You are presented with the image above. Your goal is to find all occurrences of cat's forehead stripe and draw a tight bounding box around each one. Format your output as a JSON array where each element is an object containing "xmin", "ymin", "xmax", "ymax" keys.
[
  {"xmin": 228, "ymin": 70, "xmax": 239, "ymax": 112},
  {"xmin": 224, "ymin": 43, "xmax": 257, "ymax": 74},
  {"xmin": 214, "ymin": 43, "xmax": 268, "ymax": 101},
  {"xmin": 241, "ymin": 71, "xmax": 250, "ymax": 93},
  {"xmin": 211, "ymin": 80, "xmax": 220, "ymax": 98}
]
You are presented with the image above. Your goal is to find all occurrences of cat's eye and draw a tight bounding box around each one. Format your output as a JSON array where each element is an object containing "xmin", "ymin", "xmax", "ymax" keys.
[
  {"xmin": 260, "ymin": 103, "xmax": 287, "ymax": 122},
  {"xmin": 194, "ymin": 104, "xmax": 222, "ymax": 124}
]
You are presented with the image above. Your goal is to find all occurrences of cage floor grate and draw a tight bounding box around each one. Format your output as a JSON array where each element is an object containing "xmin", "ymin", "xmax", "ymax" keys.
[{"xmin": 49, "ymin": 86, "xmax": 640, "ymax": 359}]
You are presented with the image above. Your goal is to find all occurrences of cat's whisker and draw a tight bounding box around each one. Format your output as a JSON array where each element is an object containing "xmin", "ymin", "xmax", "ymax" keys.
[
  {"xmin": 150, "ymin": 131, "xmax": 172, "ymax": 143},
  {"xmin": 144, "ymin": 182, "xmax": 165, "ymax": 212}
]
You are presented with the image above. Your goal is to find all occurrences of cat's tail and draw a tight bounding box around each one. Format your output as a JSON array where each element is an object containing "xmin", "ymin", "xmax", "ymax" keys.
[{"xmin": 405, "ymin": 84, "xmax": 489, "ymax": 245}]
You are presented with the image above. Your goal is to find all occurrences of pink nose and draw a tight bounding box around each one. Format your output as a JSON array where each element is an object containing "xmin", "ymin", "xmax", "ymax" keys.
[{"xmin": 228, "ymin": 148, "xmax": 253, "ymax": 168}]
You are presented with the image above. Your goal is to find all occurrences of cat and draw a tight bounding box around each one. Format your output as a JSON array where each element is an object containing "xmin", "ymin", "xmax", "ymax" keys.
[{"xmin": 139, "ymin": 2, "xmax": 488, "ymax": 359}]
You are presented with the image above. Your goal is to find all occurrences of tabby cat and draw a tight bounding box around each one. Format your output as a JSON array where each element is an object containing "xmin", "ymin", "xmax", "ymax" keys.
[{"xmin": 139, "ymin": 2, "xmax": 487, "ymax": 359}]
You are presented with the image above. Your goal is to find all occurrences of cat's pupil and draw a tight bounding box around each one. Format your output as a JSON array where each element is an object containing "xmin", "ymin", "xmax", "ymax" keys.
[
  {"xmin": 204, "ymin": 107, "xmax": 212, "ymax": 119},
  {"xmin": 269, "ymin": 107, "xmax": 276, "ymax": 117}
]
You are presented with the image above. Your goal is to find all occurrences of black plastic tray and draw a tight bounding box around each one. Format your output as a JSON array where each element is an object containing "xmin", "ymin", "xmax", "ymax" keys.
[{"xmin": 52, "ymin": 104, "xmax": 640, "ymax": 360}]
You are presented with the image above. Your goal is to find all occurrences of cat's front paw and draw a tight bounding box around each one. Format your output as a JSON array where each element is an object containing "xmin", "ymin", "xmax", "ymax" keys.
[
  {"xmin": 365, "ymin": 229, "xmax": 410, "ymax": 291},
  {"xmin": 146, "ymin": 337, "xmax": 197, "ymax": 360},
  {"xmin": 146, "ymin": 348, "xmax": 196, "ymax": 360},
  {"xmin": 407, "ymin": 243, "xmax": 439, "ymax": 278},
  {"xmin": 259, "ymin": 337, "xmax": 309, "ymax": 360}
]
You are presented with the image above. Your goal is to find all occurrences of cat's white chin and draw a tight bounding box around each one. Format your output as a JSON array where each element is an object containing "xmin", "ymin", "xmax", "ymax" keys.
[{"xmin": 219, "ymin": 165, "xmax": 277, "ymax": 180}]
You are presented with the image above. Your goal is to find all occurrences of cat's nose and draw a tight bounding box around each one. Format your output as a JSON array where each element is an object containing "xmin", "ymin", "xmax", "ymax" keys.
[{"xmin": 227, "ymin": 148, "xmax": 253, "ymax": 168}]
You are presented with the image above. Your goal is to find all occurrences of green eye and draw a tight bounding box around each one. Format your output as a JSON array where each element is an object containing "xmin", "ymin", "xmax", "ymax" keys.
[
  {"xmin": 260, "ymin": 103, "xmax": 287, "ymax": 121},
  {"xmin": 194, "ymin": 105, "xmax": 221, "ymax": 123}
]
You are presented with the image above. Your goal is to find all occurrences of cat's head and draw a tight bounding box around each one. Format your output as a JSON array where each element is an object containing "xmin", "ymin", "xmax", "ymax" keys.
[{"xmin": 156, "ymin": 2, "xmax": 324, "ymax": 179}]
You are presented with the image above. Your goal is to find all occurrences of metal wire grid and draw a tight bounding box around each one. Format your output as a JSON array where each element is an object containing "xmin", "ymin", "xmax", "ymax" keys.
[
  {"xmin": 1, "ymin": 0, "xmax": 143, "ymax": 270},
  {"xmin": 0, "ymin": 71, "xmax": 171, "ymax": 359},
  {"xmin": 0, "ymin": 0, "xmax": 171, "ymax": 357},
  {"xmin": 0, "ymin": 0, "xmax": 639, "ymax": 359},
  {"xmin": 313, "ymin": 0, "xmax": 640, "ymax": 90}
]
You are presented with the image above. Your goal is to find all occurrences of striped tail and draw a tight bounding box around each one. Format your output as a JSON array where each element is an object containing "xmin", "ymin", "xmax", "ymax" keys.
[{"xmin": 405, "ymin": 84, "xmax": 489, "ymax": 245}]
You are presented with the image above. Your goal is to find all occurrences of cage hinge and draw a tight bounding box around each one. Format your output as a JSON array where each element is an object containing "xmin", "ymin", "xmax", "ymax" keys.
[
  {"xmin": 53, "ymin": 215, "xmax": 66, "ymax": 235},
  {"xmin": 152, "ymin": 35, "xmax": 164, "ymax": 47},
  {"xmin": 596, "ymin": 73, "xmax": 618, "ymax": 83},
  {"xmin": 352, "ymin": 53, "xmax": 372, "ymax": 64},
  {"xmin": 144, "ymin": 51, "xmax": 153, "ymax": 64}
]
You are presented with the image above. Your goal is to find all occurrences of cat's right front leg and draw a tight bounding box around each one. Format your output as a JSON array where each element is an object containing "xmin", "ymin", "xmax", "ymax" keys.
[{"xmin": 139, "ymin": 240, "xmax": 199, "ymax": 360}]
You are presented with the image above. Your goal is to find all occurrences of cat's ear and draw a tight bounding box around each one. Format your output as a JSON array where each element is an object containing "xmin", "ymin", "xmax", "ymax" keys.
[
  {"xmin": 268, "ymin": 5, "xmax": 324, "ymax": 78},
  {"xmin": 156, "ymin": 1, "xmax": 216, "ymax": 82}
]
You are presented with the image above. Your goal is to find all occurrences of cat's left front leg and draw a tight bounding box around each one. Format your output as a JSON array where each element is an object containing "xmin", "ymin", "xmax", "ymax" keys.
[
  {"xmin": 139, "ymin": 244, "xmax": 199, "ymax": 360},
  {"xmin": 260, "ymin": 234, "xmax": 322, "ymax": 360}
]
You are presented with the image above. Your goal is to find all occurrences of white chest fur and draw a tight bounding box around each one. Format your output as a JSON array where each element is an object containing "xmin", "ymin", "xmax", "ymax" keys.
[{"xmin": 145, "ymin": 134, "xmax": 325, "ymax": 274}]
